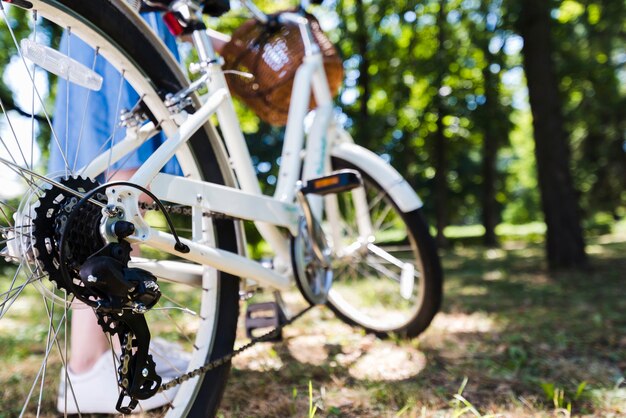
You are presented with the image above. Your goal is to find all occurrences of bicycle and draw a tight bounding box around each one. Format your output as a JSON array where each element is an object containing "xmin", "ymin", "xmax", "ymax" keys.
[{"xmin": 0, "ymin": 0, "xmax": 442, "ymax": 416}]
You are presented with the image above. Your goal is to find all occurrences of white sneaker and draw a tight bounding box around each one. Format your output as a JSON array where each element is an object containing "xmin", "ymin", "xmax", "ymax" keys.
[{"xmin": 57, "ymin": 338, "xmax": 190, "ymax": 414}]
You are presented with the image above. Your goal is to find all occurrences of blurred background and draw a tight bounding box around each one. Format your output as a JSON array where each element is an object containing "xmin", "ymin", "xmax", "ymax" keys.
[
  {"xmin": 1, "ymin": 0, "xmax": 624, "ymax": 269},
  {"xmin": 1, "ymin": 1, "xmax": 625, "ymax": 415},
  {"xmin": 214, "ymin": 0, "xmax": 625, "ymax": 269}
]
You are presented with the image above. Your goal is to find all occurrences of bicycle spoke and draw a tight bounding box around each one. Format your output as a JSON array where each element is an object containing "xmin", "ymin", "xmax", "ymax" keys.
[
  {"xmin": 73, "ymin": 48, "xmax": 99, "ymax": 173},
  {"xmin": 30, "ymin": 11, "xmax": 37, "ymax": 175},
  {"xmin": 0, "ymin": 263, "xmax": 39, "ymax": 319},
  {"xmin": 0, "ymin": 156, "xmax": 107, "ymax": 208},
  {"xmin": 0, "ymin": 96, "xmax": 29, "ymax": 167},
  {"xmin": 44, "ymin": 296, "xmax": 82, "ymax": 417},
  {"xmin": 0, "ymin": 199, "xmax": 17, "ymax": 219},
  {"xmin": 0, "ymin": 273, "xmax": 44, "ymax": 319},
  {"xmin": 76, "ymin": 131, "xmax": 115, "ymax": 178},
  {"xmin": 62, "ymin": 290, "xmax": 69, "ymax": 416},
  {"xmin": 104, "ymin": 70, "xmax": 126, "ymax": 181},
  {"xmin": 64, "ymin": 28, "xmax": 72, "ymax": 178},
  {"xmin": 160, "ymin": 308, "xmax": 196, "ymax": 348},
  {"xmin": 158, "ymin": 292, "xmax": 198, "ymax": 318},
  {"xmin": 0, "ymin": 4, "xmax": 70, "ymax": 172},
  {"xmin": 367, "ymin": 188, "xmax": 386, "ymax": 212},
  {"xmin": 372, "ymin": 202, "xmax": 393, "ymax": 233},
  {"xmin": 105, "ymin": 333, "xmax": 122, "ymax": 399},
  {"xmin": 365, "ymin": 255, "xmax": 402, "ymax": 283},
  {"xmin": 19, "ymin": 306, "xmax": 71, "ymax": 417},
  {"xmin": 36, "ymin": 295, "xmax": 55, "ymax": 418}
]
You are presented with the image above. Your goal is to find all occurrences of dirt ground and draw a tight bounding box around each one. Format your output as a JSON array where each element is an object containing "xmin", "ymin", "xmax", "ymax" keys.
[{"xmin": 219, "ymin": 237, "xmax": 626, "ymax": 417}]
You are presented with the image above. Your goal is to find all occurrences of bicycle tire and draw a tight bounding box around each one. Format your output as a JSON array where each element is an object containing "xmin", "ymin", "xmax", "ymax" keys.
[
  {"xmin": 326, "ymin": 157, "xmax": 443, "ymax": 338},
  {"xmin": 0, "ymin": 1, "xmax": 238, "ymax": 416}
]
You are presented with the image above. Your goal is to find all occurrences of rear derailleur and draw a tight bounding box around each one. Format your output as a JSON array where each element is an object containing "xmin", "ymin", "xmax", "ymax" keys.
[
  {"xmin": 77, "ymin": 222, "xmax": 163, "ymax": 414},
  {"xmin": 29, "ymin": 177, "xmax": 167, "ymax": 413}
]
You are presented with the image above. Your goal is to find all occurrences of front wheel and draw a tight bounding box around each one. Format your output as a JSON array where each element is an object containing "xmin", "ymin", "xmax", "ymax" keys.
[{"xmin": 324, "ymin": 157, "xmax": 442, "ymax": 338}]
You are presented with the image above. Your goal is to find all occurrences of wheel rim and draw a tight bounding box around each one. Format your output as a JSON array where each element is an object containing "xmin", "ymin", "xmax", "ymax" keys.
[
  {"xmin": 326, "ymin": 173, "xmax": 426, "ymax": 333},
  {"xmin": 0, "ymin": 2, "xmax": 219, "ymax": 415}
]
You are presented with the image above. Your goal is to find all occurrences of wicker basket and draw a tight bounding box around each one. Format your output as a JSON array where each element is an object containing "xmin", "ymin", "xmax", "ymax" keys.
[{"xmin": 221, "ymin": 13, "xmax": 343, "ymax": 126}]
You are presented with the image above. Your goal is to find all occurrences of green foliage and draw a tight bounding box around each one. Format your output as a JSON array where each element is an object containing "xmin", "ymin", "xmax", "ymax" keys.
[
  {"xmin": 551, "ymin": 0, "xmax": 626, "ymax": 218},
  {"xmin": 308, "ymin": 380, "xmax": 318, "ymax": 418},
  {"xmin": 1, "ymin": 0, "xmax": 623, "ymax": 251},
  {"xmin": 1, "ymin": 5, "xmax": 61, "ymax": 165},
  {"xmin": 540, "ymin": 381, "xmax": 588, "ymax": 414},
  {"xmin": 449, "ymin": 377, "xmax": 499, "ymax": 417}
]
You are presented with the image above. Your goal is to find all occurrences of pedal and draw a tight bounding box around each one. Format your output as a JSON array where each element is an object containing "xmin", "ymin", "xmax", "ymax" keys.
[
  {"xmin": 245, "ymin": 301, "xmax": 287, "ymax": 341},
  {"xmin": 300, "ymin": 169, "xmax": 363, "ymax": 196}
]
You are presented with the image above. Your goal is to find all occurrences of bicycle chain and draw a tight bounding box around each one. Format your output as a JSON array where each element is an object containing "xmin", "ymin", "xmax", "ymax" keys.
[
  {"xmin": 159, "ymin": 304, "xmax": 314, "ymax": 392},
  {"xmin": 137, "ymin": 201, "xmax": 315, "ymax": 394},
  {"xmin": 138, "ymin": 201, "xmax": 236, "ymax": 220},
  {"xmin": 119, "ymin": 332, "xmax": 134, "ymax": 390}
]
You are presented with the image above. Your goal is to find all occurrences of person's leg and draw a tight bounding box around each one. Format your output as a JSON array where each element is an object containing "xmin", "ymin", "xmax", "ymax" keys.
[{"xmin": 68, "ymin": 304, "xmax": 111, "ymax": 373}]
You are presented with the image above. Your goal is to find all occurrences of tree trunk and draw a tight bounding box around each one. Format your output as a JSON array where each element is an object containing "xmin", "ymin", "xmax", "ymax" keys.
[
  {"xmin": 480, "ymin": 57, "xmax": 505, "ymax": 247},
  {"xmin": 355, "ymin": 0, "xmax": 370, "ymax": 146},
  {"xmin": 433, "ymin": 0, "xmax": 448, "ymax": 248},
  {"xmin": 518, "ymin": 0, "xmax": 587, "ymax": 269}
]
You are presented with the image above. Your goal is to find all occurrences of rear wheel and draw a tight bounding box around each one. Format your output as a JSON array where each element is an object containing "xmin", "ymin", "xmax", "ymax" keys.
[
  {"xmin": 325, "ymin": 157, "xmax": 442, "ymax": 338},
  {"xmin": 0, "ymin": 1, "xmax": 238, "ymax": 416}
]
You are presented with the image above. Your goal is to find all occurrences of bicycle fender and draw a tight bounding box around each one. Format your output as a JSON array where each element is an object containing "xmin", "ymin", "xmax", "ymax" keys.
[{"xmin": 331, "ymin": 142, "xmax": 424, "ymax": 213}]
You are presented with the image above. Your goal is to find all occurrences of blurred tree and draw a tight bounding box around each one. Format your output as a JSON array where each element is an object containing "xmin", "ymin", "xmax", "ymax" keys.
[
  {"xmin": 515, "ymin": 0, "xmax": 587, "ymax": 268},
  {"xmin": 551, "ymin": 0, "xmax": 626, "ymax": 220},
  {"xmin": 433, "ymin": 0, "xmax": 449, "ymax": 247},
  {"xmin": 0, "ymin": 6, "xmax": 60, "ymax": 163},
  {"xmin": 467, "ymin": 0, "xmax": 512, "ymax": 246}
]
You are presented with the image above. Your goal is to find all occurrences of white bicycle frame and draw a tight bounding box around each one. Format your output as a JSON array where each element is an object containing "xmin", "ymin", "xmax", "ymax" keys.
[{"xmin": 80, "ymin": 8, "xmax": 423, "ymax": 293}]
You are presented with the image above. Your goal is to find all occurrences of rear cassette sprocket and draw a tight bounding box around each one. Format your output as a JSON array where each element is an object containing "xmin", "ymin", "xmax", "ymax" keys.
[{"xmin": 32, "ymin": 176, "xmax": 107, "ymax": 293}]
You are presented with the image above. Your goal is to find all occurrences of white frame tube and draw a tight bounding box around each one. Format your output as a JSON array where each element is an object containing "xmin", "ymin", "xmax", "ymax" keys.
[{"xmin": 144, "ymin": 231, "xmax": 291, "ymax": 290}]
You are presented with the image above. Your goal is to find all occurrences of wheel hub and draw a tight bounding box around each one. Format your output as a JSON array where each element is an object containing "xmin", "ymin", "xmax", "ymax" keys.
[{"xmin": 291, "ymin": 216, "xmax": 333, "ymax": 305}]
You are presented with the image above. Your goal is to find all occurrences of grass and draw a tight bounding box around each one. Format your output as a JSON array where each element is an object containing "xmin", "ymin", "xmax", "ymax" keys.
[
  {"xmin": 220, "ymin": 230, "xmax": 626, "ymax": 417},
  {"xmin": 1, "ymin": 227, "xmax": 625, "ymax": 417}
]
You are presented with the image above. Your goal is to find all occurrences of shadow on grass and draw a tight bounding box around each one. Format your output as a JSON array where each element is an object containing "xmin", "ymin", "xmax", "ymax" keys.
[{"xmin": 220, "ymin": 239, "xmax": 626, "ymax": 417}]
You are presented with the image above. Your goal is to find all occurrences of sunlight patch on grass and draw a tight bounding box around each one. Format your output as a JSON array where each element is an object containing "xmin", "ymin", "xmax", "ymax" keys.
[
  {"xmin": 348, "ymin": 345, "xmax": 426, "ymax": 381},
  {"xmin": 482, "ymin": 270, "xmax": 504, "ymax": 281},
  {"xmin": 590, "ymin": 387, "xmax": 626, "ymax": 415},
  {"xmin": 586, "ymin": 244, "xmax": 606, "ymax": 254},
  {"xmin": 231, "ymin": 342, "xmax": 284, "ymax": 372},
  {"xmin": 287, "ymin": 335, "xmax": 329, "ymax": 366},
  {"xmin": 430, "ymin": 312, "xmax": 501, "ymax": 334},
  {"xmin": 485, "ymin": 248, "xmax": 506, "ymax": 260},
  {"xmin": 496, "ymin": 222, "xmax": 546, "ymax": 237},
  {"xmin": 444, "ymin": 224, "xmax": 485, "ymax": 238},
  {"xmin": 457, "ymin": 285, "xmax": 489, "ymax": 296}
]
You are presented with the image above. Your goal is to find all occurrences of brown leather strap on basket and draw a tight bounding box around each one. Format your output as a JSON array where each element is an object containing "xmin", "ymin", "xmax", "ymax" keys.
[{"xmin": 221, "ymin": 12, "xmax": 343, "ymax": 126}]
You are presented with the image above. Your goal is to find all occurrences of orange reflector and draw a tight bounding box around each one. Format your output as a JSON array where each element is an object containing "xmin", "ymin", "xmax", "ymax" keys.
[{"xmin": 313, "ymin": 177, "xmax": 340, "ymax": 189}]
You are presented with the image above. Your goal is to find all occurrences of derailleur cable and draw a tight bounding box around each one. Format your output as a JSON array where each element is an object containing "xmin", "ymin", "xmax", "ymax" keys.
[{"xmin": 58, "ymin": 180, "xmax": 190, "ymax": 305}]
